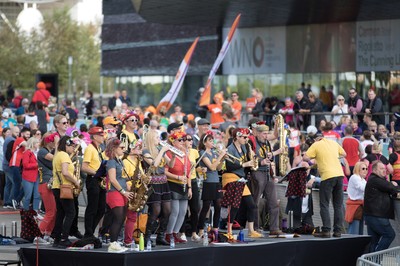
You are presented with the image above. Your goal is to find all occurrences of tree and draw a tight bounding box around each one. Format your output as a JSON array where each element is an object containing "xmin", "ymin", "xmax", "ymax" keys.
[{"xmin": 0, "ymin": 8, "xmax": 101, "ymax": 99}]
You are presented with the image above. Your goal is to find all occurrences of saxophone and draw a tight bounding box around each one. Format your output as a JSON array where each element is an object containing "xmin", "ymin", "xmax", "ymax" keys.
[
  {"xmin": 127, "ymin": 158, "xmax": 153, "ymax": 212},
  {"xmin": 275, "ymin": 114, "xmax": 289, "ymax": 177},
  {"xmin": 246, "ymin": 142, "xmax": 259, "ymax": 171},
  {"xmin": 71, "ymin": 145, "xmax": 83, "ymax": 197}
]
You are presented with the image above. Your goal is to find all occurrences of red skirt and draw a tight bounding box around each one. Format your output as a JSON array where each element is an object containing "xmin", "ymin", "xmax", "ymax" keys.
[{"xmin": 106, "ymin": 191, "xmax": 127, "ymax": 209}]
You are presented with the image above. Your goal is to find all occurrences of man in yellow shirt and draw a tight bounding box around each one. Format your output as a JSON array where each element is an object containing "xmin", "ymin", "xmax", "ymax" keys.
[
  {"xmin": 304, "ymin": 129, "xmax": 347, "ymax": 238},
  {"xmin": 81, "ymin": 126, "xmax": 106, "ymax": 238}
]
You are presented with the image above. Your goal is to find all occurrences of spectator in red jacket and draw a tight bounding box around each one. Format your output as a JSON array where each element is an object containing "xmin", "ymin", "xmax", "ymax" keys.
[
  {"xmin": 21, "ymin": 137, "xmax": 40, "ymax": 213},
  {"xmin": 32, "ymin": 82, "xmax": 51, "ymax": 106}
]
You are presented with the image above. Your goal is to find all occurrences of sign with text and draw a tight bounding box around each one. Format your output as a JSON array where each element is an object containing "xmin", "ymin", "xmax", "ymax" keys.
[
  {"xmin": 356, "ymin": 19, "xmax": 400, "ymax": 71},
  {"xmin": 222, "ymin": 26, "xmax": 286, "ymax": 74}
]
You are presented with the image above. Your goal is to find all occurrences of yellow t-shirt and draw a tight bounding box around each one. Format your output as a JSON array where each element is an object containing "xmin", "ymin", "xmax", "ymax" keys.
[
  {"xmin": 52, "ymin": 151, "xmax": 74, "ymax": 189},
  {"xmin": 188, "ymin": 148, "xmax": 199, "ymax": 180},
  {"xmin": 83, "ymin": 144, "xmax": 102, "ymax": 172},
  {"xmin": 122, "ymin": 129, "xmax": 137, "ymax": 144},
  {"xmin": 122, "ymin": 157, "xmax": 143, "ymax": 178},
  {"xmin": 306, "ymin": 138, "xmax": 346, "ymax": 181}
]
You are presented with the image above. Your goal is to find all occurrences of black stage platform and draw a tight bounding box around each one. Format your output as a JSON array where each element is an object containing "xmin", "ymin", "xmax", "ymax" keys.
[{"xmin": 19, "ymin": 234, "xmax": 370, "ymax": 266}]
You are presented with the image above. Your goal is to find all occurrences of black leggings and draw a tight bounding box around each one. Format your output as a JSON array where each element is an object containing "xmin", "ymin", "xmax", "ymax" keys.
[
  {"xmin": 110, "ymin": 206, "xmax": 127, "ymax": 242},
  {"xmin": 148, "ymin": 201, "xmax": 171, "ymax": 223},
  {"xmin": 198, "ymin": 199, "xmax": 222, "ymax": 229},
  {"xmin": 229, "ymin": 195, "xmax": 257, "ymax": 223}
]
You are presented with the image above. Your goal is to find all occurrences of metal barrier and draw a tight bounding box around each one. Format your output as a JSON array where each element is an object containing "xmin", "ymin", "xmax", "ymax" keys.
[{"xmin": 357, "ymin": 247, "xmax": 400, "ymax": 266}]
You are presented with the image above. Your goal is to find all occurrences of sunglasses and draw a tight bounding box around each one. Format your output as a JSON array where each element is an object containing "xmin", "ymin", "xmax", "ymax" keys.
[
  {"xmin": 128, "ymin": 119, "xmax": 138, "ymax": 122},
  {"xmin": 177, "ymin": 138, "xmax": 185, "ymax": 142},
  {"xmin": 240, "ymin": 136, "xmax": 248, "ymax": 139},
  {"xmin": 61, "ymin": 121, "xmax": 69, "ymax": 125},
  {"xmin": 361, "ymin": 167, "xmax": 367, "ymax": 170},
  {"xmin": 185, "ymin": 138, "xmax": 193, "ymax": 141},
  {"xmin": 338, "ymin": 99, "xmax": 344, "ymax": 101}
]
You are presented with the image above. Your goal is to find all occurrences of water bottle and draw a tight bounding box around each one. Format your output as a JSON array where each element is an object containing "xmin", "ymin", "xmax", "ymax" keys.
[
  {"xmin": 202, "ymin": 228, "xmax": 208, "ymax": 246},
  {"xmin": 170, "ymin": 235, "xmax": 175, "ymax": 249},
  {"xmin": 238, "ymin": 230, "xmax": 244, "ymax": 242},
  {"xmin": 1, "ymin": 223, "xmax": 7, "ymax": 236},
  {"xmin": 11, "ymin": 221, "xmax": 17, "ymax": 237},
  {"xmin": 146, "ymin": 240, "xmax": 152, "ymax": 251},
  {"xmin": 139, "ymin": 233, "xmax": 144, "ymax": 251}
]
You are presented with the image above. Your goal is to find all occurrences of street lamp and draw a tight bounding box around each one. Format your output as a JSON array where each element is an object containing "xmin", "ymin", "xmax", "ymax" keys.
[{"xmin": 67, "ymin": 55, "xmax": 73, "ymax": 101}]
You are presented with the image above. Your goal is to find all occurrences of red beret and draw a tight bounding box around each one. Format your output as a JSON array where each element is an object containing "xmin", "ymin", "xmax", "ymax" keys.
[{"xmin": 88, "ymin": 127, "xmax": 104, "ymax": 135}]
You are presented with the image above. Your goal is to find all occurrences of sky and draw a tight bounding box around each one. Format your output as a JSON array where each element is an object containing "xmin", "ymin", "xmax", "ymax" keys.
[{"xmin": 71, "ymin": 0, "xmax": 102, "ymax": 24}]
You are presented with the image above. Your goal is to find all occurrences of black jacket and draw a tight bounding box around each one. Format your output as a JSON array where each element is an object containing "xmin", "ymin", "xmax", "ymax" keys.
[{"xmin": 364, "ymin": 173, "xmax": 399, "ymax": 219}]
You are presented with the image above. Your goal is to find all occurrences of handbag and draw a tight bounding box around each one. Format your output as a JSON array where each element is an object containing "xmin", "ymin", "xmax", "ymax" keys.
[
  {"xmin": 60, "ymin": 184, "xmax": 74, "ymax": 199},
  {"xmin": 56, "ymin": 171, "xmax": 74, "ymax": 199}
]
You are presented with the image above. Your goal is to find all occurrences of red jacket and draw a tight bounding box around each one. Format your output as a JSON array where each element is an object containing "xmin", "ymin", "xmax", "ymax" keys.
[
  {"xmin": 22, "ymin": 150, "xmax": 38, "ymax": 182},
  {"xmin": 32, "ymin": 89, "xmax": 51, "ymax": 106}
]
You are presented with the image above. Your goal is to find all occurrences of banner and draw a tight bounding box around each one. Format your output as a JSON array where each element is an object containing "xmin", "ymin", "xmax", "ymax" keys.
[
  {"xmin": 156, "ymin": 37, "xmax": 199, "ymax": 113},
  {"xmin": 356, "ymin": 19, "xmax": 400, "ymax": 72},
  {"xmin": 199, "ymin": 14, "xmax": 241, "ymax": 106}
]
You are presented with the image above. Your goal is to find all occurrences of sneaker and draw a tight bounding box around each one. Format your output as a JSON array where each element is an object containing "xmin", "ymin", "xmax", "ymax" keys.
[
  {"xmin": 2, "ymin": 205, "xmax": 12, "ymax": 209},
  {"xmin": 248, "ymin": 231, "xmax": 263, "ymax": 238},
  {"xmin": 35, "ymin": 213, "xmax": 44, "ymax": 221},
  {"xmin": 191, "ymin": 234, "xmax": 202, "ymax": 242},
  {"xmin": 33, "ymin": 237, "xmax": 50, "ymax": 245},
  {"xmin": 173, "ymin": 233, "xmax": 186, "ymax": 243},
  {"xmin": 179, "ymin": 233, "xmax": 187, "ymax": 242},
  {"xmin": 12, "ymin": 200, "xmax": 18, "ymax": 210},
  {"xmin": 58, "ymin": 239, "xmax": 73, "ymax": 248},
  {"xmin": 108, "ymin": 241, "xmax": 127, "ymax": 253},
  {"xmin": 70, "ymin": 231, "xmax": 83, "ymax": 239}
]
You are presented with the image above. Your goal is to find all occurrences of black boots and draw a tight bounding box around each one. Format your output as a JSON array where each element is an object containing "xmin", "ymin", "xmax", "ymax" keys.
[
  {"xmin": 156, "ymin": 218, "xmax": 169, "ymax": 246},
  {"xmin": 145, "ymin": 220, "xmax": 156, "ymax": 247}
]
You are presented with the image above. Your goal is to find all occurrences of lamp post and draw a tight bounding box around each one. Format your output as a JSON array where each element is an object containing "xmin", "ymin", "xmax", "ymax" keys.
[{"xmin": 67, "ymin": 56, "xmax": 73, "ymax": 101}]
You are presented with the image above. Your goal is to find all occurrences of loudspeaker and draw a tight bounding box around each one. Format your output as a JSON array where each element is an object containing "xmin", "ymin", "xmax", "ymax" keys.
[{"xmin": 35, "ymin": 73, "xmax": 58, "ymax": 101}]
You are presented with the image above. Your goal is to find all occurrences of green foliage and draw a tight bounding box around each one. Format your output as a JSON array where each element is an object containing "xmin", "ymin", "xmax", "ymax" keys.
[{"xmin": 0, "ymin": 8, "xmax": 100, "ymax": 96}]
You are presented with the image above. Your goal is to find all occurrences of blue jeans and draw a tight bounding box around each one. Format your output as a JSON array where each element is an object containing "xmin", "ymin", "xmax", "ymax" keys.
[
  {"xmin": 319, "ymin": 176, "xmax": 344, "ymax": 232},
  {"xmin": 3, "ymin": 165, "xmax": 13, "ymax": 206},
  {"xmin": 348, "ymin": 217, "xmax": 364, "ymax": 235},
  {"xmin": 22, "ymin": 178, "xmax": 40, "ymax": 211},
  {"xmin": 10, "ymin": 166, "xmax": 24, "ymax": 203},
  {"xmin": 365, "ymin": 215, "xmax": 395, "ymax": 252}
]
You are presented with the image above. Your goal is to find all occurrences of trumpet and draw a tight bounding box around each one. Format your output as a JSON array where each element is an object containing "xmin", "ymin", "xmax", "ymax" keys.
[
  {"xmin": 159, "ymin": 141, "xmax": 184, "ymax": 157},
  {"xmin": 213, "ymin": 147, "xmax": 242, "ymax": 164}
]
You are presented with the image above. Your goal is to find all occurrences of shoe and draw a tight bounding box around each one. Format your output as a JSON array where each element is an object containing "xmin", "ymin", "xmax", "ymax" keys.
[
  {"xmin": 191, "ymin": 234, "xmax": 202, "ymax": 242},
  {"xmin": 248, "ymin": 231, "xmax": 263, "ymax": 238},
  {"xmin": 333, "ymin": 232, "xmax": 341, "ymax": 238},
  {"xmin": 173, "ymin": 232, "xmax": 186, "ymax": 243},
  {"xmin": 313, "ymin": 231, "xmax": 331, "ymax": 238},
  {"xmin": 58, "ymin": 239, "xmax": 73, "ymax": 248},
  {"xmin": 165, "ymin": 233, "xmax": 172, "ymax": 244},
  {"xmin": 108, "ymin": 241, "xmax": 127, "ymax": 252},
  {"xmin": 70, "ymin": 231, "xmax": 83, "ymax": 239},
  {"xmin": 269, "ymin": 230, "xmax": 283, "ymax": 236},
  {"xmin": 12, "ymin": 200, "xmax": 18, "ymax": 210},
  {"xmin": 33, "ymin": 237, "xmax": 50, "ymax": 245},
  {"xmin": 179, "ymin": 233, "xmax": 187, "ymax": 242},
  {"xmin": 156, "ymin": 233, "xmax": 170, "ymax": 246},
  {"xmin": 2, "ymin": 205, "xmax": 12, "ymax": 209},
  {"xmin": 52, "ymin": 239, "xmax": 60, "ymax": 248},
  {"xmin": 232, "ymin": 220, "xmax": 242, "ymax": 230},
  {"xmin": 35, "ymin": 213, "xmax": 44, "ymax": 221}
]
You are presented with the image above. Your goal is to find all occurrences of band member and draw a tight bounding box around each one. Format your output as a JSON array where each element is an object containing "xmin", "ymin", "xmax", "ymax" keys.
[
  {"xmin": 222, "ymin": 128, "xmax": 262, "ymax": 238},
  {"xmin": 122, "ymin": 139, "xmax": 143, "ymax": 246},
  {"xmin": 143, "ymin": 129, "xmax": 173, "ymax": 246},
  {"xmin": 105, "ymin": 138, "xmax": 133, "ymax": 250},
  {"xmin": 250, "ymin": 124, "xmax": 283, "ymax": 235},
  {"xmin": 52, "ymin": 136, "xmax": 80, "ymax": 248},
  {"xmin": 121, "ymin": 112, "xmax": 139, "ymax": 144},
  {"xmin": 165, "ymin": 132, "xmax": 191, "ymax": 243},
  {"xmin": 181, "ymin": 134, "xmax": 202, "ymax": 242},
  {"xmin": 197, "ymin": 131, "xmax": 225, "ymax": 237},
  {"xmin": 37, "ymin": 132, "xmax": 56, "ymax": 237},
  {"xmin": 103, "ymin": 116, "xmax": 121, "ymax": 140},
  {"xmin": 81, "ymin": 127, "xmax": 106, "ymax": 239}
]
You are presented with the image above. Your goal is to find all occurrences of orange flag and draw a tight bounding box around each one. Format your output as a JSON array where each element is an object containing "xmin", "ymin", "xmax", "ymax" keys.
[
  {"xmin": 156, "ymin": 37, "xmax": 199, "ymax": 114},
  {"xmin": 198, "ymin": 14, "xmax": 241, "ymax": 106}
]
